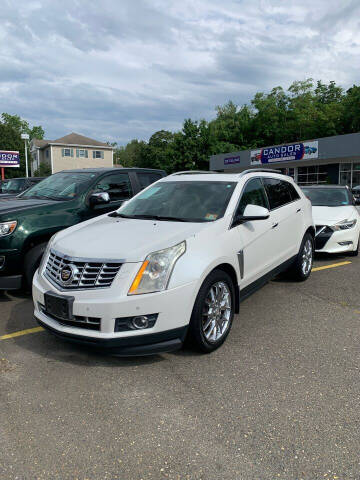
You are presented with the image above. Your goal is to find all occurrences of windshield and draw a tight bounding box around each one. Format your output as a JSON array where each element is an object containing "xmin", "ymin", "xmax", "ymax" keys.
[
  {"xmin": 21, "ymin": 172, "xmax": 96, "ymax": 201},
  {"xmin": 302, "ymin": 187, "xmax": 352, "ymax": 206},
  {"xmin": 118, "ymin": 181, "xmax": 236, "ymax": 222},
  {"xmin": 1, "ymin": 179, "xmax": 25, "ymax": 193}
]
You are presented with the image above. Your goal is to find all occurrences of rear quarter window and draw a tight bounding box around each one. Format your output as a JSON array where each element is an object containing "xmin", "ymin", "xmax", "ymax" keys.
[{"xmin": 263, "ymin": 178, "xmax": 294, "ymax": 209}]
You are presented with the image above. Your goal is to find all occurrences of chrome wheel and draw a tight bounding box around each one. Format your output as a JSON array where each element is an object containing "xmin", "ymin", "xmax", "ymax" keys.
[
  {"xmin": 202, "ymin": 281, "xmax": 232, "ymax": 343},
  {"xmin": 301, "ymin": 239, "xmax": 313, "ymax": 276}
]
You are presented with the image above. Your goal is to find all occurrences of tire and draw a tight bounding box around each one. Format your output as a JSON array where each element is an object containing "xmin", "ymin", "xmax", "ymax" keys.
[
  {"xmin": 287, "ymin": 232, "xmax": 314, "ymax": 281},
  {"xmin": 187, "ymin": 269, "xmax": 235, "ymax": 353},
  {"xmin": 24, "ymin": 243, "xmax": 48, "ymax": 290},
  {"xmin": 348, "ymin": 235, "xmax": 359, "ymax": 257}
]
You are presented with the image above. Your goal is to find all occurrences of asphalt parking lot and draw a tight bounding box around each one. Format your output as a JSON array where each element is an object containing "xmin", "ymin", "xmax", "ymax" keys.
[{"xmin": 1, "ymin": 255, "xmax": 359, "ymax": 480}]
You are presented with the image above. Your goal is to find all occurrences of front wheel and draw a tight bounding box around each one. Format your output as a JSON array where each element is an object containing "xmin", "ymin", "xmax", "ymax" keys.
[
  {"xmin": 187, "ymin": 270, "xmax": 235, "ymax": 353},
  {"xmin": 287, "ymin": 232, "xmax": 314, "ymax": 281}
]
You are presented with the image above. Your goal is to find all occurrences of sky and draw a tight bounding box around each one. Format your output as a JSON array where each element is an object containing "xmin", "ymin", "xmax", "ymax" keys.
[{"xmin": 0, "ymin": 0, "xmax": 359, "ymax": 145}]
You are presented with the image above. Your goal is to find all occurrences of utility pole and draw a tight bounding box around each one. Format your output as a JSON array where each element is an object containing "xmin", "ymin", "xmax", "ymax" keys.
[{"xmin": 21, "ymin": 133, "xmax": 30, "ymax": 177}]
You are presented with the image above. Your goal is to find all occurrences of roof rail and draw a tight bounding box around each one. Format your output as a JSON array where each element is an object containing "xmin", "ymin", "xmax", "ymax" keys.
[
  {"xmin": 170, "ymin": 170, "xmax": 216, "ymax": 176},
  {"xmin": 239, "ymin": 168, "xmax": 282, "ymax": 177}
]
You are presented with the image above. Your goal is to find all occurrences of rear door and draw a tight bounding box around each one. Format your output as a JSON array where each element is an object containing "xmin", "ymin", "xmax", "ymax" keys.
[
  {"xmin": 235, "ymin": 177, "xmax": 277, "ymax": 287},
  {"xmin": 263, "ymin": 177, "xmax": 303, "ymax": 265}
]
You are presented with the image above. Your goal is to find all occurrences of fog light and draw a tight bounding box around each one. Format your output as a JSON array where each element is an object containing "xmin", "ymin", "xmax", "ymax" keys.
[
  {"xmin": 132, "ymin": 316, "xmax": 149, "ymax": 329},
  {"xmin": 338, "ymin": 241, "xmax": 353, "ymax": 246},
  {"xmin": 114, "ymin": 314, "xmax": 158, "ymax": 332}
]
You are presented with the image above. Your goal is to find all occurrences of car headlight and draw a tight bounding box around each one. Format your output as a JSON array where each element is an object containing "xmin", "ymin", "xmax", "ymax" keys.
[
  {"xmin": 332, "ymin": 219, "xmax": 357, "ymax": 231},
  {"xmin": 128, "ymin": 241, "xmax": 186, "ymax": 295},
  {"xmin": 0, "ymin": 221, "xmax": 17, "ymax": 237}
]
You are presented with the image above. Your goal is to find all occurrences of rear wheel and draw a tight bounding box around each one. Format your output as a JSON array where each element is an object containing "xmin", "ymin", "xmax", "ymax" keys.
[
  {"xmin": 187, "ymin": 270, "xmax": 235, "ymax": 353},
  {"xmin": 287, "ymin": 233, "xmax": 314, "ymax": 281}
]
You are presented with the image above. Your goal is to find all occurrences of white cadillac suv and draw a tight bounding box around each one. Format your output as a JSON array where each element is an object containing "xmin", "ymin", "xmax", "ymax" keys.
[{"xmin": 33, "ymin": 170, "xmax": 315, "ymax": 354}]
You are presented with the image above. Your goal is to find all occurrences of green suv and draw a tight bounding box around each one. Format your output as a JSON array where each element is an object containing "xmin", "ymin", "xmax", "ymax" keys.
[{"xmin": 0, "ymin": 167, "xmax": 166, "ymax": 290}]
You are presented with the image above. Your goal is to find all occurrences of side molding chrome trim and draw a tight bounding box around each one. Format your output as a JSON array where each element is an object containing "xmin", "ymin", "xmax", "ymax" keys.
[{"xmin": 237, "ymin": 250, "xmax": 244, "ymax": 279}]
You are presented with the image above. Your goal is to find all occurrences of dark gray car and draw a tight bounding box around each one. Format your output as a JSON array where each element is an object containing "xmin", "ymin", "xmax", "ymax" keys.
[{"xmin": 0, "ymin": 177, "xmax": 44, "ymax": 199}]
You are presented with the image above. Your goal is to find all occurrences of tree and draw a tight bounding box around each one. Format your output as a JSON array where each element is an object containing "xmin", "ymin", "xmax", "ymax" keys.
[
  {"xmin": 0, "ymin": 114, "xmax": 45, "ymax": 178},
  {"xmin": 342, "ymin": 85, "xmax": 360, "ymax": 133},
  {"xmin": 1, "ymin": 113, "xmax": 44, "ymax": 139}
]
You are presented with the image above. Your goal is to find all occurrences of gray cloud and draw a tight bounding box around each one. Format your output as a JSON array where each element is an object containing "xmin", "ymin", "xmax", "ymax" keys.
[{"xmin": 0, "ymin": 0, "xmax": 359, "ymax": 144}]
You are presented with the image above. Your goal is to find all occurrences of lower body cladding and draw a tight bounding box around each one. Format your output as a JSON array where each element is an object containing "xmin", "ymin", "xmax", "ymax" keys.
[
  {"xmin": 32, "ymin": 271, "xmax": 197, "ymax": 356},
  {"xmin": 0, "ymin": 250, "xmax": 23, "ymax": 290},
  {"xmin": 315, "ymin": 226, "xmax": 359, "ymax": 254}
]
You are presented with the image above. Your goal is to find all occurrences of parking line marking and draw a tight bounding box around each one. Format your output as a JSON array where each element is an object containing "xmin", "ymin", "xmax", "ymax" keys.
[
  {"xmin": 0, "ymin": 326, "xmax": 44, "ymax": 341},
  {"xmin": 312, "ymin": 261, "xmax": 351, "ymax": 272}
]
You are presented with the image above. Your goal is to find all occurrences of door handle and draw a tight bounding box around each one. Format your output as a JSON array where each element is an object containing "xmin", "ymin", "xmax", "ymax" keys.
[
  {"xmin": 272, "ymin": 222, "xmax": 278, "ymax": 229},
  {"xmin": 296, "ymin": 208, "xmax": 301, "ymax": 213}
]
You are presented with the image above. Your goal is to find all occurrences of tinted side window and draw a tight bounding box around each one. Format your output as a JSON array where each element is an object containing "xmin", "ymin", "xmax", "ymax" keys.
[
  {"xmin": 288, "ymin": 182, "xmax": 300, "ymax": 201},
  {"xmin": 137, "ymin": 172, "xmax": 163, "ymax": 190},
  {"xmin": 263, "ymin": 178, "xmax": 292, "ymax": 209},
  {"xmin": 236, "ymin": 178, "xmax": 268, "ymax": 215},
  {"xmin": 94, "ymin": 173, "xmax": 133, "ymax": 201}
]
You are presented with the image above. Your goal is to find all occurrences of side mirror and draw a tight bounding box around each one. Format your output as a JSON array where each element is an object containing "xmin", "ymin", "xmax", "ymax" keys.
[
  {"xmin": 232, "ymin": 204, "xmax": 270, "ymax": 227},
  {"xmin": 355, "ymin": 197, "xmax": 360, "ymax": 206},
  {"xmin": 89, "ymin": 192, "xmax": 110, "ymax": 206}
]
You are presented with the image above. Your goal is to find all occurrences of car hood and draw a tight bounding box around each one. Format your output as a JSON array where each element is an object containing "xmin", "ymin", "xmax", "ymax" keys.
[
  {"xmin": 52, "ymin": 214, "xmax": 210, "ymax": 262},
  {"xmin": 0, "ymin": 193, "xmax": 18, "ymax": 198},
  {"xmin": 0, "ymin": 197, "xmax": 57, "ymax": 216},
  {"xmin": 312, "ymin": 205, "xmax": 358, "ymax": 225}
]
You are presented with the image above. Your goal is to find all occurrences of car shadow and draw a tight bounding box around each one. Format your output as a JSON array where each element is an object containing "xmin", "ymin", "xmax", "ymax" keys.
[{"xmin": 4, "ymin": 296, "xmax": 194, "ymax": 367}]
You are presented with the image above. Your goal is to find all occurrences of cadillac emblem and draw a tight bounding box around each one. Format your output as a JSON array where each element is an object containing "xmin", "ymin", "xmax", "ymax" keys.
[{"xmin": 60, "ymin": 265, "xmax": 73, "ymax": 284}]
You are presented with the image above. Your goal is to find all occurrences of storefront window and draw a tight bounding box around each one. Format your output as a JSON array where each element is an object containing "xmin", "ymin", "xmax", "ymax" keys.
[
  {"xmin": 339, "ymin": 162, "xmax": 360, "ymax": 187},
  {"xmin": 297, "ymin": 165, "xmax": 328, "ymax": 185}
]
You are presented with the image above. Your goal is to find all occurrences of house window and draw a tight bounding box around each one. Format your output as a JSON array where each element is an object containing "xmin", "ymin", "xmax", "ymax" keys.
[
  {"xmin": 46, "ymin": 149, "xmax": 49, "ymax": 158},
  {"xmin": 76, "ymin": 149, "xmax": 88, "ymax": 158},
  {"xmin": 93, "ymin": 150, "xmax": 104, "ymax": 159},
  {"xmin": 62, "ymin": 148, "xmax": 73, "ymax": 157}
]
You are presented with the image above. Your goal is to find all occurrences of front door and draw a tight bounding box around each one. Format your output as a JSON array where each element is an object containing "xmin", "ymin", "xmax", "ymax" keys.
[
  {"xmin": 84, "ymin": 172, "xmax": 134, "ymax": 220},
  {"xmin": 235, "ymin": 178, "xmax": 275, "ymax": 288}
]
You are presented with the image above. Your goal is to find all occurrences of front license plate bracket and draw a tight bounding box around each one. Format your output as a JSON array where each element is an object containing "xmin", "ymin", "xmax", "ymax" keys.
[{"xmin": 44, "ymin": 291, "xmax": 75, "ymax": 321}]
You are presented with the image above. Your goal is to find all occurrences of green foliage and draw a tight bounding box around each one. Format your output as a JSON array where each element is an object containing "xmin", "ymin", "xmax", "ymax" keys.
[
  {"xmin": 33, "ymin": 163, "xmax": 51, "ymax": 177},
  {"xmin": 116, "ymin": 78, "xmax": 359, "ymax": 174},
  {"xmin": 0, "ymin": 114, "xmax": 45, "ymax": 179},
  {"xmin": 1, "ymin": 113, "xmax": 45, "ymax": 139}
]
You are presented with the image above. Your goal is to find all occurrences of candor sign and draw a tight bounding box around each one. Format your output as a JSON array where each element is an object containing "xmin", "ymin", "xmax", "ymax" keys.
[
  {"xmin": 250, "ymin": 141, "xmax": 318, "ymax": 165},
  {"xmin": 0, "ymin": 150, "xmax": 20, "ymax": 168}
]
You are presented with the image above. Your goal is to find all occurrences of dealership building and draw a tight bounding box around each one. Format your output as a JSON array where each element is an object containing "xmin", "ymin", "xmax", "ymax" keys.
[{"xmin": 209, "ymin": 132, "xmax": 360, "ymax": 188}]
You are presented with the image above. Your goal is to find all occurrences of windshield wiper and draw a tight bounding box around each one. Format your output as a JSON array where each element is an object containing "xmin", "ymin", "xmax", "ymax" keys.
[{"xmin": 108, "ymin": 212, "xmax": 191, "ymax": 222}]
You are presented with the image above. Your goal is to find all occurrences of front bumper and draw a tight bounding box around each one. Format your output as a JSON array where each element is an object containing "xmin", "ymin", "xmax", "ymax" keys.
[
  {"xmin": 0, "ymin": 249, "xmax": 23, "ymax": 290},
  {"xmin": 37, "ymin": 318, "xmax": 187, "ymax": 355},
  {"xmin": 33, "ymin": 265, "xmax": 198, "ymax": 355},
  {"xmin": 0, "ymin": 274, "xmax": 22, "ymax": 290},
  {"xmin": 315, "ymin": 225, "xmax": 359, "ymax": 253}
]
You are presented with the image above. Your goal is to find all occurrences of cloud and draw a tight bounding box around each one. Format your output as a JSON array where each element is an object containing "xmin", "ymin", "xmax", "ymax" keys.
[{"xmin": 0, "ymin": 0, "xmax": 359, "ymax": 144}]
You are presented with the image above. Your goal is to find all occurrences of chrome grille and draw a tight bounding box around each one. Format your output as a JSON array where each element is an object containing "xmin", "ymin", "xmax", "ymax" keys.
[{"xmin": 45, "ymin": 249, "xmax": 122, "ymax": 290}]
